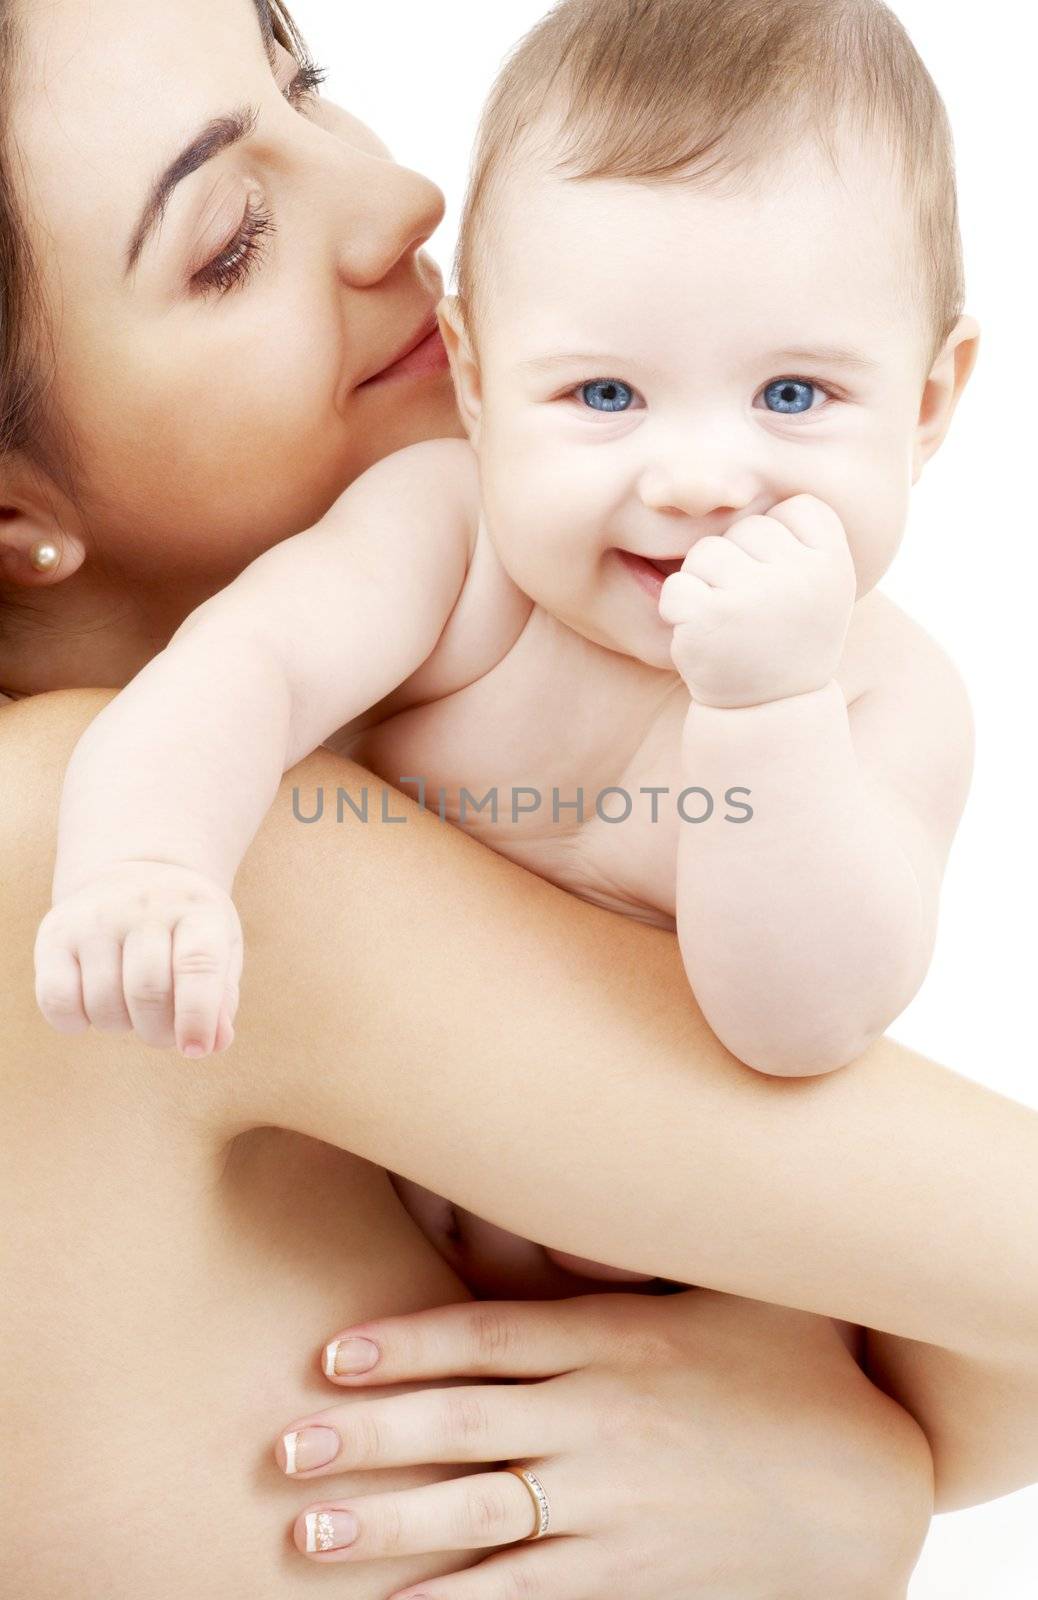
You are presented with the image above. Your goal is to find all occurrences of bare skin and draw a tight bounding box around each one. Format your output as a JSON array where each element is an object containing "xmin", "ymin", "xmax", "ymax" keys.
[
  {"xmin": 1, "ymin": 690, "xmax": 938, "ymax": 1600},
  {"xmin": 3, "ymin": 695, "xmax": 1037, "ymax": 1554},
  {"xmin": 0, "ymin": 0, "xmax": 1036, "ymax": 1593}
]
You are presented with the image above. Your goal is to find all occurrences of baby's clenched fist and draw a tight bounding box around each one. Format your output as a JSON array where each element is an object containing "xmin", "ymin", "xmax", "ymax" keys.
[
  {"xmin": 34, "ymin": 860, "xmax": 242, "ymax": 1059},
  {"xmin": 658, "ymin": 494, "xmax": 857, "ymax": 708}
]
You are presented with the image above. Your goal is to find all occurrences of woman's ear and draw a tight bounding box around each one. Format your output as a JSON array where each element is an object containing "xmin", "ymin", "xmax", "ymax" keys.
[
  {"xmin": 438, "ymin": 295, "xmax": 482, "ymax": 444},
  {"xmin": 0, "ymin": 498, "xmax": 86, "ymax": 589},
  {"xmin": 912, "ymin": 314, "xmax": 980, "ymax": 483}
]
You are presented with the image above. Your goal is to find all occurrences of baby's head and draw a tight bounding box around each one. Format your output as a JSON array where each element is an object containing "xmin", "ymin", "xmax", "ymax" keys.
[{"xmin": 440, "ymin": 0, "xmax": 978, "ymax": 668}]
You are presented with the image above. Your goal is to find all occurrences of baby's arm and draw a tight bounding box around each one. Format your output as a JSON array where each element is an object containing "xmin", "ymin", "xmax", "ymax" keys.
[
  {"xmin": 34, "ymin": 438, "xmax": 480, "ymax": 1056},
  {"xmin": 662, "ymin": 494, "xmax": 973, "ymax": 1076}
]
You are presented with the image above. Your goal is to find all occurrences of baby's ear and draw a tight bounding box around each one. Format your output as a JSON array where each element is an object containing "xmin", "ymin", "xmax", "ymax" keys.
[
  {"xmin": 437, "ymin": 296, "xmax": 482, "ymax": 444},
  {"xmin": 912, "ymin": 315, "xmax": 980, "ymax": 483}
]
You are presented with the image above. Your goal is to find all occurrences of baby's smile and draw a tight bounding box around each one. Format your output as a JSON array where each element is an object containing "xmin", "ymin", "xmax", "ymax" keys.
[
  {"xmin": 458, "ymin": 137, "xmax": 933, "ymax": 669},
  {"xmin": 614, "ymin": 549, "xmax": 689, "ymax": 605}
]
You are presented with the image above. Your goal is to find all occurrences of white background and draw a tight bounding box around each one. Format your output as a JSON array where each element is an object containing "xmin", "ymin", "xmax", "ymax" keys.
[{"xmin": 288, "ymin": 1, "xmax": 1036, "ymax": 1591}]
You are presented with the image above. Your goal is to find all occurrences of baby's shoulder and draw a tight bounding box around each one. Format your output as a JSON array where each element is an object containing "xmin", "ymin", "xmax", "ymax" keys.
[
  {"xmin": 364, "ymin": 512, "xmax": 533, "ymax": 724},
  {"xmin": 838, "ymin": 590, "xmax": 964, "ymax": 706},
  {"xmin": 841, "ymin": 591, "xmax": 974, "ymax": 792}
]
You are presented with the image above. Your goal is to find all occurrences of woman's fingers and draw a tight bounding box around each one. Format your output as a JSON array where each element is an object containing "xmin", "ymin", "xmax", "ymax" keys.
[
  {"xmin": 293, "ymin": 1466, "xmax": 570, "ymax": 1561},
  {"xmin": 322, "ymin": 1297, "xmax": 610, "ymax": 1386},
  {"xmin": 387, "ymin": 1538, "xmax": 599, "ymax": 1600},
  {"xmin": 277, "ymin": 1384, "xmax": 569, "ymax": 1477}
]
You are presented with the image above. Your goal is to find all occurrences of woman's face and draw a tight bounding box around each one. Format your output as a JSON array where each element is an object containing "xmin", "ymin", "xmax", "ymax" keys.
[{"xmin": 12, "ymin": 0, "xmax": 460, "ymax": 593}]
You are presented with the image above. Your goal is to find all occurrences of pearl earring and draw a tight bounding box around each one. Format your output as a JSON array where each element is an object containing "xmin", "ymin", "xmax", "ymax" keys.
[{"xmin": 29, "ymin": 540, "xmax": 60, "ymax": 573}]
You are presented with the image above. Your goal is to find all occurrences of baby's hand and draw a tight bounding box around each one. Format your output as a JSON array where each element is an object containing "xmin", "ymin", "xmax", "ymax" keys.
[
  {"xmin": 34, "ymin": 861, "xmax": 243, "ymax": 1058},
  {"xmin": 659, "ymin": 494, "xmax": 857, "ymax": 708}
]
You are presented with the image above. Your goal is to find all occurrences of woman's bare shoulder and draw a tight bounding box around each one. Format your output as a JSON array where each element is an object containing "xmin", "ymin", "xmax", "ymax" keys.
[
  {"xmin": 0, "ymin": 688, "xmax": 250, "ymax": 1141},
  {"xmin": 0, "ymin": 691, "xmax": 118, "ymax": 971},
  {"xmin": 0, "ymin": 688, "xmax": 116, "ymax": 825},
  {"xmin": 0, "ymin": 688, "xmax": 116, "ymax": 851}
]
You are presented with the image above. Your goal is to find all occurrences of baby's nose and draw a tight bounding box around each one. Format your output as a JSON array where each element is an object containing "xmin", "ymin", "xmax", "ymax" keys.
[{"xmin": 637, "ymin": 444, "xmax": 758, "ymax": 521}]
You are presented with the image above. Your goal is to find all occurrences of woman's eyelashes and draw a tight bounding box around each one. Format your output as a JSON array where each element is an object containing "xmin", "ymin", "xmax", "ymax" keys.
[
  {"xmin": 287, "ymin": 60, "xmax": 330, "ymax": 107},
  {"xmin": 568, "ymin": 374, "xmax": 837, "ymax": 416},
  {"xmin": 190, "ymin": 60, "xmax": 329, "ymax": 299},
  {"xmin": 193, "ymin": 196, "xmax": 275, "ymax": 298}
]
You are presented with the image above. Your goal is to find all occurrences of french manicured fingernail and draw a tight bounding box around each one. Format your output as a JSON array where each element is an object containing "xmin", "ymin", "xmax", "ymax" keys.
[
  {"xmin": 323, "ymin": 1335, "xmax": 379, "ymax": 1377},
  {"xmin": 302, "ymin": 1508, "xmax": 358, "ymax": 1553},
  {"xmin": 280, "ymin": 1425, "xmax": 340, "ymax": 1474}
]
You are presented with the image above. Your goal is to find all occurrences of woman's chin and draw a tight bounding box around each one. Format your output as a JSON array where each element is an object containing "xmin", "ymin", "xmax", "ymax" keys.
[{"xmin": 355, "ymin": 367, "xmax": 466, "ymax": 453}]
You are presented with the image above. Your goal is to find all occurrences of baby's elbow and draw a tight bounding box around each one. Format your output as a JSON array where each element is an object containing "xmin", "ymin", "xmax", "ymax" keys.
[
  {"xmin": 741, "ymin": 1046, "xmax": 849, "ymax": 1079},
  {"xmin": 722, "ymin": 1021, "xmax": 882, "ymax": 1079}
]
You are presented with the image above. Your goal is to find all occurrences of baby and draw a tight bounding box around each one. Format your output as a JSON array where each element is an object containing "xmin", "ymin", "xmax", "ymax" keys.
[{"xmin": 34, "ymin": 0, "xmax": 977, "ymax": 1288}]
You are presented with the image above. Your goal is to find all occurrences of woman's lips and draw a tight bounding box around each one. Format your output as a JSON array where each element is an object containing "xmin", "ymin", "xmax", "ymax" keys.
[{"xmin": 358, "ymin": 324, "xmax": 450, "ymax": 389}]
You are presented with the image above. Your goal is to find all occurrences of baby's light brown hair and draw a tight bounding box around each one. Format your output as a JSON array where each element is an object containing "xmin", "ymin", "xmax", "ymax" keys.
[{"xmin": 455, "ymin": 0, "xmax": 963, "ymax": 368}]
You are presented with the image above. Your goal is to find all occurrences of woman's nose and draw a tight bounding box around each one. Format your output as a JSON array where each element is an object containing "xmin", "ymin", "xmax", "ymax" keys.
[{"xmin": 331, "ymin": 153, "xmax": 445, "ymax": 289}]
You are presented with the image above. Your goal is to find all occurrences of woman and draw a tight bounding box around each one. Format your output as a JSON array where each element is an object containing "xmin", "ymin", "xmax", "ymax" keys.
[{"xmin": 0, "ymin": 2, "xmax": 1035, "ymax": 1596}]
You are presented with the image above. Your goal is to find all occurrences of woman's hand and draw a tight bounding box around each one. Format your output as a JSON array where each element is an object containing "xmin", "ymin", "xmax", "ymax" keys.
[{"xmin": 275, "ymin": 1289, "xmax": 934, "ymax": 1599}]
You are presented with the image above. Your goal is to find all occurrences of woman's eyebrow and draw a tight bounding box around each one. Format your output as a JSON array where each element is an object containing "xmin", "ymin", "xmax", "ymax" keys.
[
  {"xmin": 123, "ymin": 105, "xmax": 260, "ymax": 280},
  {"xmin": 124, "ymin": 0, "xmax": 278, "ymax": 281}
]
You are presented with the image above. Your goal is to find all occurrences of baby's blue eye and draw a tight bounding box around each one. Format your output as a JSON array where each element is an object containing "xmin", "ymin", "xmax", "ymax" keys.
[
  {"xmin": 762, "ymin": 378, "xmax": 819, "ymax": 414},
  {"xmin": 580, "ymin": 379, "xmax": 634, "ymax": 413}
]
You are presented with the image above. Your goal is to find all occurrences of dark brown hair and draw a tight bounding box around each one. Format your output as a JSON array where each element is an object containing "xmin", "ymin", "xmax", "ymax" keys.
[{"xmin": 457, "ymin": 0, "xmax": 964, "ymax": 363}]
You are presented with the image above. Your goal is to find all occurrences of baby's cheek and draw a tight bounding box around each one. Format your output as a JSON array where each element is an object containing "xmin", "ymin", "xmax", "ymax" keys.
[{"xmin": 833, "ymin": 462, "xmax": 911, "ymax": 597}]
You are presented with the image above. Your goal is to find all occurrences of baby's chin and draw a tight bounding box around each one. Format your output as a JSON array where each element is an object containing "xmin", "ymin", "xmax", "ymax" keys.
[{"xmin": 570, "ymin": 607, "xmax": 679, "ymax": 674}]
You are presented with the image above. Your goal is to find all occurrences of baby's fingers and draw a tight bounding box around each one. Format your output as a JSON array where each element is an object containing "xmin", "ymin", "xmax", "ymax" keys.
[
  {"xmin": 172, "ymin": 909, "xmax": 239, "ymax": 1059},
  {"xmin": 122, "ymin": 921, "xmax": 176, "ymax": 1047},
  {"xmin": 33, "ymin": 932, "xmax": 88, "ymax": 1034},
  {"xmin": 79, "ymin": 933, "xmax": 133, "ymax": 1033},
  {"xmin": 213, "ymin": 993, "xmax": 238, "ymax": 1054}
]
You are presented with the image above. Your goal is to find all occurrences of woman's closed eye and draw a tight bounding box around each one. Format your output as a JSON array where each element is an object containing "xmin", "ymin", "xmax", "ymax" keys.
[{"xmin": 191, "ymin": 60, "xmax": 329, "ymax": 300}]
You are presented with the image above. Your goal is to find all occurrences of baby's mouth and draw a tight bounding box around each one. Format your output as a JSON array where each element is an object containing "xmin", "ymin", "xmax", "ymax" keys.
[{"xmin": 614, "ymin": 548, "xmax": 688, "ymax": 601}]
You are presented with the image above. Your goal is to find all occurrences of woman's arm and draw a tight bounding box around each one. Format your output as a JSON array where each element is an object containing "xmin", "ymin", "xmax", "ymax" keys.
[
  {"xmin": 246, "ymin": 760, "xmax": 1035, "ymax": 1362},
  {"xmin": 5, "ymin": 689, "xmax": 1037, "ymax": 1506}
]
